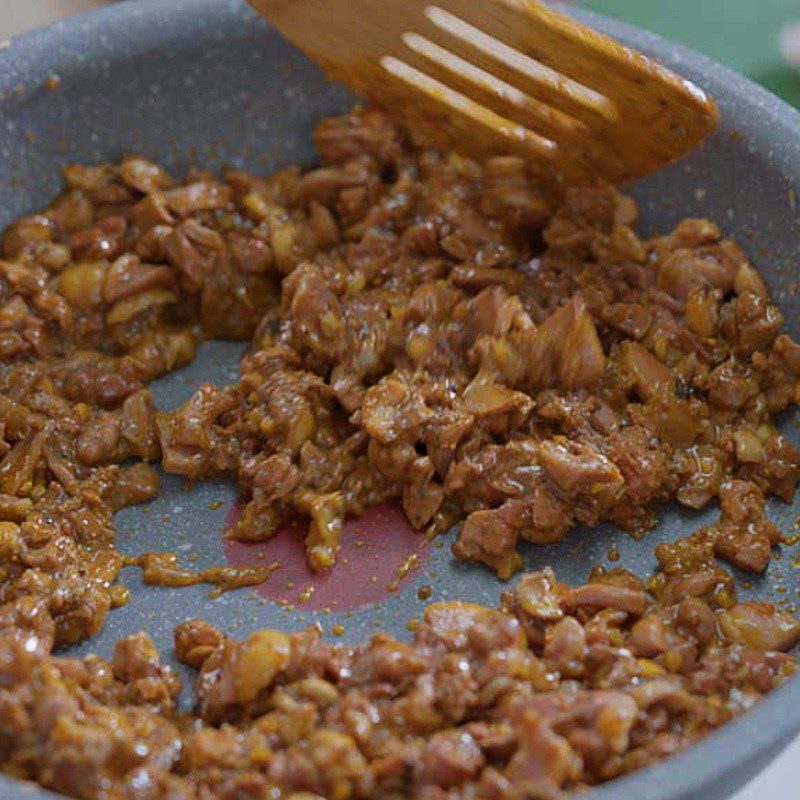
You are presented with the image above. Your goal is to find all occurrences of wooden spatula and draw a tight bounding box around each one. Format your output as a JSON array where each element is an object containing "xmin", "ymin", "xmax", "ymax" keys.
[{"xmin": 246, "ymin": 0, "xmax": 718, "ymax": 185}]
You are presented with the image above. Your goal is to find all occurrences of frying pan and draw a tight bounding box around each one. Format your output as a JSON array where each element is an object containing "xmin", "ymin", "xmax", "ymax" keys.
[{"xmin": 0, "ymin": 1, "xmax": 798, "ymax": 798}]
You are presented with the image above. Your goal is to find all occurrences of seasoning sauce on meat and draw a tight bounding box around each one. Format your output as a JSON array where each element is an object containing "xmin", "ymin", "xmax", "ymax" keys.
[
  {"xmin": 126, "ymin": 552, "xmax": 280, "ymax": 597},
  {"xmin": 0, "ymin": 107, "xmax": 797, "ymax": 799}
]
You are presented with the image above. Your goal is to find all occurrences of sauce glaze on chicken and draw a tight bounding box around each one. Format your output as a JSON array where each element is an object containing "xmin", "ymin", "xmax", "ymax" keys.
[{"xmin": 0, "ymin": 107, "xmax": 797, "ymax": 799}]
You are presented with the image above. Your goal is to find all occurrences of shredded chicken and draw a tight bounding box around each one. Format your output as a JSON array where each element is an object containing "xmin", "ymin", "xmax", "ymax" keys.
[{"xmin": 0, "ymin": 107, "xmax": 796, "ymax": 799}]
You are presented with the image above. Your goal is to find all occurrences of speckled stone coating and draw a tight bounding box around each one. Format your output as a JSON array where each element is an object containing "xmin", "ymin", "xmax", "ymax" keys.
[{"xmin": 0, "ymin": 2, "xmax": 798, "ymax": 799}]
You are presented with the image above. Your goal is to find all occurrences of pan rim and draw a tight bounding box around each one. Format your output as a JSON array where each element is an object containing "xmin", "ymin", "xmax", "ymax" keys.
[{"xmin": 0, "ymin": 2, "xmax": 797, "ymax": 800}]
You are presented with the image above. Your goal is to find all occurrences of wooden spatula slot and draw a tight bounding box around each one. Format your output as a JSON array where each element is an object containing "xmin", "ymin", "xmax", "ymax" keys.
[
  {"xmin": 399, "ymin": 30, "xmax": 592, "ymax": 139},
  {"xmin": 382, "ymin": 54, "xmax": 561, "ymax": 160},
  {"xmin": 421, "ymin": 6, "xmax": 616, "ymax": 121},
  {"xmin": 247, "ymin": 0, "xmax": 718, "ymax": 185}
]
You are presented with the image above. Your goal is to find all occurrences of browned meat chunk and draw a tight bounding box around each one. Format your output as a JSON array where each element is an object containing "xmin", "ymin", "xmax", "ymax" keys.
[{"xmin": 718, "ymin": 603, "xmax": 800, "ymax": 651}]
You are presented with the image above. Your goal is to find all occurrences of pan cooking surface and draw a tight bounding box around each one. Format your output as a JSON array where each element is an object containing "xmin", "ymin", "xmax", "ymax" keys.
[
  {"xmin": 0, "ymin": 2, "xmax": 798, "ymax": 799},
  {"xmin": 66, "ymin": 337, "xmax": 799, "ymax": 661}
]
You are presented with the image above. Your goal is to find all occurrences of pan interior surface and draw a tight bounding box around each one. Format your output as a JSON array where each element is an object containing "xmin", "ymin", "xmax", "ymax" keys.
[{"xmin": 0, "ymin": 2, "xmax": 797, "ymax": 800}]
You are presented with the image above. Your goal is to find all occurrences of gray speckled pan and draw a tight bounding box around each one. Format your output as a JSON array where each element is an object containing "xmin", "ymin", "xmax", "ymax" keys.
[{"xmin": 0, "ymin": 1, "xmax": 799, "ymax": 799}]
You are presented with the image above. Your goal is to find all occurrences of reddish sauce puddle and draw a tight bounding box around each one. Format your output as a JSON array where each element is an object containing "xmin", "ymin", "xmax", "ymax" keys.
[{"xmin": 223, "ymin": 500, "xmax": 430, "ymax": 611}]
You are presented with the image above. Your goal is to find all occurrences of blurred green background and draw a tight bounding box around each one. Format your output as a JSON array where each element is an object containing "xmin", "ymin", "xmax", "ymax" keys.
[{"xmin": 584, "ymin": 0, "xmax": 800, "ymax": 108}]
